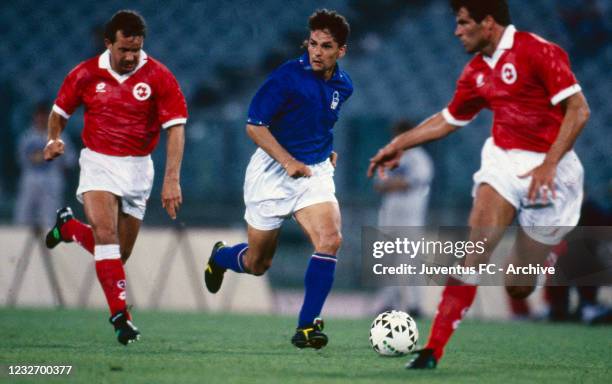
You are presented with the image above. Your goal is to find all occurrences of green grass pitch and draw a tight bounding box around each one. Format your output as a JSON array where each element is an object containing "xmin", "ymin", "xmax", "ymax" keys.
[{"xmin": 1, "ymin": 308, "xmax": 610, "ymax": 383}]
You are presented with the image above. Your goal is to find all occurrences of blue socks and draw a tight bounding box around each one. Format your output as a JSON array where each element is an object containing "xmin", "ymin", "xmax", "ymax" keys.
[
  {"xmin": 213, "ymin": 243, "xmax": 248, "ymax": 273},
  {"xmin": 214, "ymin": 245, "xmax": 336, "ymax": 328},
  {"xmin": 298, "ymin": 253, "xmax": 337, "ymax": 328}
]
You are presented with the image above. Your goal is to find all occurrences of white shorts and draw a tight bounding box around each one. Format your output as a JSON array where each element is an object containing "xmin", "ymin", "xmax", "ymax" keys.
[
  {"xmin": 472, "ymin": 138, "xmax": 583, "ymax": 245},
  {"xmin": 244, "ymin": 148, "xmax": 337, "ymax": 230},
  {"xmin": 76, "ymin": 148, "xmax": 155, "ymax": 220}
]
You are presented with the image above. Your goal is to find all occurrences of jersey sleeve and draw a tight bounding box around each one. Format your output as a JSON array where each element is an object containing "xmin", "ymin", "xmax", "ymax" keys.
[
  {"xmin": 530, "ymin": 38, "xmax": 581, "ymax": 106},
  {"xmin": 53, "ymin": 66, "xmax": 84, "ymax": 119},
  {"xmin": 443, "ymin": 65, "xmax": 486, "ymax": 127},
  {"xmin": 156, "ymin": 68, "xmax": 188, "ymax": 129},
  {"xmin": 247, "ymin": 70, "xmax": 292, "ymax": 126}
]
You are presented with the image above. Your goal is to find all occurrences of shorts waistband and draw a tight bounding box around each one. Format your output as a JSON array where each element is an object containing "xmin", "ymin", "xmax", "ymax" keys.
[{"xmin": 82, "ymin": 148, "xmax": 151, "ymax": 162}]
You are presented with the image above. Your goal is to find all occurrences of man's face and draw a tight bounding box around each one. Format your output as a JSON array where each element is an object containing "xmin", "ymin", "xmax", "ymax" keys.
[
  {"xmin": 307, "ymin": 29, "xmax": 346, "ymax": 76},
  {"xmin": 454, "ymin": 7, "xmax": 488, "ymax": 54},
  {"xmin": 105, "ymin": 30, "xmax": 144, "ymax": 74}
]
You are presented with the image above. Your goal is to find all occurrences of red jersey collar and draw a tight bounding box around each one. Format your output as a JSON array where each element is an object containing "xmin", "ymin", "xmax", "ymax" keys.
[
  {"xmin": 98, "ymin": 49, "xmax": 149, "ymax": 83},
  {"xmin": 481, "ymin": 24, "xmax": 516, "ymax": 69}
]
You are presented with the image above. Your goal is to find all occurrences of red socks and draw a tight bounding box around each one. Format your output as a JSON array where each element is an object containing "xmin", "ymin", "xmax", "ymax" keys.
[
  {"xmin": 62, "ymin": 217, "xmax": 127, "ymax": 316},
  {"xmin": 95, "ymin": 257, "xmax": 127, "ymax": 315},
  {"xmin": 61, "ymin": 218, "xmax": 95, "ymax": 254},
  {"xmin": 425, "ymin": 278, "xmax": 477, "ymax": 360}
]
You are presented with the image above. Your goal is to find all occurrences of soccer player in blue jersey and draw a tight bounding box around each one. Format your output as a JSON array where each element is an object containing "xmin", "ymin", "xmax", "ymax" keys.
[{"xmin": 204, "ymin": 9, "xmax": 352, "ymax": 349}]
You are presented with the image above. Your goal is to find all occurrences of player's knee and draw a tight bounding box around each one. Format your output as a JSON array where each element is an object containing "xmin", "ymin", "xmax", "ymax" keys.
[
  {"xmin": 506, "ymin": 285, "xmax": 534, "ymax": 300},
  {"xmin": 316, "ymin": 231, "xmax": 342, "ymax": 254},
  {"xmin": 91, "ymin": 224, "xmax": 118, "ymax": 244},
  {"xmin": 250, "ymin": 258, "xmax": 272, "ymax": 276}
]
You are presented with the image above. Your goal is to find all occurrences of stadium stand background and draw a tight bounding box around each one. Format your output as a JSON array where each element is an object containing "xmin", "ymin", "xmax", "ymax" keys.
[{"xmin": 1, "ymin": 0, "xmax": 610, "ymax": 289}]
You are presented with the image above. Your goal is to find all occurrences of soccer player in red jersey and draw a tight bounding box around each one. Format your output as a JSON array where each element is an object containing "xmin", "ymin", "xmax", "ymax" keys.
[
  {"xmin": 368, "ymin": 0, "xmax": 590, "ymax": 368},
  {"xmin": 43, "ymin": 10, "xmax": 187, "ymax": 345}
]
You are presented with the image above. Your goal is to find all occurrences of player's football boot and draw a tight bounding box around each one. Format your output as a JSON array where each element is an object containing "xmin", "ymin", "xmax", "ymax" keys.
[
  {"xmin": 204, "ymin": 241, "xmax": 227, "ymax": 293},
  {"xmin": 291, "ymin": 317, "xmax": 328, "ymax": 349},
  {"xmin": 110, "ymin": 310, "xmax": 140, "ymax": 345},
  {"xmin": 405, "ymin": 348, "xmax": 437, "ymax": 369},
  {"xmin": 45, "ymin": 207, "xmax": 75, "ymax": 249}
]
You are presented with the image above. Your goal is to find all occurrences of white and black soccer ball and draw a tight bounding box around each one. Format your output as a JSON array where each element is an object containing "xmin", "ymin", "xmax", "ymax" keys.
[{"xmin": 369, "ymin": 310, "xmax": 418, "ymax": 356}]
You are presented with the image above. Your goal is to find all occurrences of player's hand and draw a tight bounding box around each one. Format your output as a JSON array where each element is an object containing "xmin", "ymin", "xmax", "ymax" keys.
[
  {"xmin": 43, "ymin": 139, "xmax": 65, "ymax": 161},
  {"xmin": 161, "ymin": 179, "xmax": 182, "ymax": 220},
  {"xmin": 367, "ymin": 143, "xmax": 403, "ymax": 179},
  {"xmin": 330, "ymin": 151, "xmax": 338, "ymax": 168},
  {"xmin": 519, "ymin": 161, "xmax": 557, "ymax": 204},
  {"xmin": 283, "ymin": 158, "xmax": 312, "ymax": 178}
]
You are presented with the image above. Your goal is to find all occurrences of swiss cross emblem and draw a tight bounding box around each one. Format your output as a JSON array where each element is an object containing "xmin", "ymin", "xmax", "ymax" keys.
[
  {"xmin": 501, "ymin": 63, "xmax": 517, "ymax": 85},
  {"xmin": 132, "ymin": 82, "xmax": 152, "ymax": 101}
]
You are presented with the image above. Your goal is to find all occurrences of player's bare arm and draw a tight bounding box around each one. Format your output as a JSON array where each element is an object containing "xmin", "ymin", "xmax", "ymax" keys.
[
  {"xmin": 367, "ymin": 113, "xmax": 456, "ymax": 178},
  {"xmin": 161, "ymin": 124, "xmax": 185, "ymax": 220},
  {"xmin": 246, "ymin": 123, "xmax": 312, "ymax": 178},
  {"xmin": 43, "ymin": 111, "xmax": 68, "ymax": 161},
  {"xmin": 519, "ymin": 92, "xmax": 590, "ymax": 202}
]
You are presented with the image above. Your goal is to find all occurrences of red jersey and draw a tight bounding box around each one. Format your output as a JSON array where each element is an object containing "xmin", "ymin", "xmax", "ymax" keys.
[
  {"xmin": 53, "ymin": 50, "xmax": 188, "ymax": 156},
  {"xmin": 443, "ymin": 25, "xmax": 581, "ymax": 153}
]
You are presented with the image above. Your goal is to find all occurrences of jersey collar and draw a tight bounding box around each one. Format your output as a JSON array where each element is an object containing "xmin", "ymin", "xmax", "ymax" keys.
[
  {"xmin": 481, "ymin": 24, "xmax": 516, "ymax": 69},
  {"xmin": 98, "ymin": 49, "xmax": 149, "ymax": 84},
  {"xmin": 299, "ymin": 52, "xmax": 344, "ymax": 82}
]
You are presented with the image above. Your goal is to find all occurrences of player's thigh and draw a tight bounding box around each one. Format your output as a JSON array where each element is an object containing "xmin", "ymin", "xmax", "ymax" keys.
[
  {"xmin": 294, "ymin": 202, "xmax": 342, "ymax": 252},
  {"xmin": 117, "ymin": 212, "xmax": 142, "ymax": 263},
  {"xmin": 504, "ymin": 227, "xmax": 553, "ymax": 289},
  {"xmin": 465, "ymin": 184, "xmax": 516, "ymax": 266},
  {"xmin": 83, "ymin": 190, "xmax": 120, "ymax": 244},
  {"xmin": 246, "ymin": 224, "xmax": 281, "ymax": 264}
]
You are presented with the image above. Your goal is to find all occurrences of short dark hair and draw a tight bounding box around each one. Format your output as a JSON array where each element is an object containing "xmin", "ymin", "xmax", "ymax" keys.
[
  {"xmin": 104, "ymin": 10, "xmax": 147, "ymax": 43},
  {"xmin": 308, "ymin": 9, "xmax": 350, "ymax": 46},
  {"xmin": 450, "ymin": 0, "xmax": 511, "ymax": 26}
]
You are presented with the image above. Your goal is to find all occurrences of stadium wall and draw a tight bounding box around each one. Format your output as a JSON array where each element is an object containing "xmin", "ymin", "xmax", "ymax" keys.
[
  {"xmin": 0, "ymin": 227, "xmax": 274, "ymax": 313},
  {"xmin": 0, "ymin": 226, "xmax": 563, "ymax": 321}
]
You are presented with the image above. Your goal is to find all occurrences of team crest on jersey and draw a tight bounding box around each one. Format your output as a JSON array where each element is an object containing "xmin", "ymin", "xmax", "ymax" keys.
[
  {"xmin": 96, "ymin": 82, "xmax": 107, "ymax": 93},
  {"xmin": 501, "ymin": 63, "xmax": 517, "ymax": 85},
  {"xmin": 330, "ymin": 90, "xmax": 340, "ymax": 110},
  {"xmin": 133, "ymin": 82, "xmax": 152, "ymax": 101},
  {"xmin": 476, "ymin": 73, "xmax": 485, "ymax": 88}
]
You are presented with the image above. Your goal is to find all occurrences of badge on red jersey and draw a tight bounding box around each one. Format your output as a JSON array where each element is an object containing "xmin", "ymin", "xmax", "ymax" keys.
[
  {"xmin": 133, "ymin": 82, "xmax": 152, "ymax": 101},
  {"xmin": 501, "ymin": 63, "xmax": 517, "ymax": 85}
]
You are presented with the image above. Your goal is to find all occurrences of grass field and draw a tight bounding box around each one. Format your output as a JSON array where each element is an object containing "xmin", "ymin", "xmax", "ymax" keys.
[{"xmin": 1, "ymin": 308, "xmax": 610, "ymax": 383}]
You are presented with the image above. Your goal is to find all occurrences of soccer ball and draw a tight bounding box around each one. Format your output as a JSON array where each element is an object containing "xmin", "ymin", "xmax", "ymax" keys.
[{"xmin": 369, "ymin": 310, "xmax": 418, "ymax": 356}]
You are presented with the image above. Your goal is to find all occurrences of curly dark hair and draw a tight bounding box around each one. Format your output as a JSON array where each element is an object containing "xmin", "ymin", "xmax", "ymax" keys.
[
  {"xmin": 308, "ymin": 9, "xmax": 350, "ymax": 46},
  {"xmin": 104, "ymin": 10, "xmax": 147, "ymax": 43},
  {"xmin": 450, "ymin": 0, "xmax": 511, "ymax": 26}
]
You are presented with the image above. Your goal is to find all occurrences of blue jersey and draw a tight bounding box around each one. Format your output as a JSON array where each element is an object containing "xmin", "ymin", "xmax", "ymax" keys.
[{"xmin": 247, "ymin": 53, "xmax": 353, "ymax": 165}]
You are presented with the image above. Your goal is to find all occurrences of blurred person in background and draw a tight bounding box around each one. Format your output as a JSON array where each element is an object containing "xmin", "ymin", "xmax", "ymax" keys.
[
  {"xmin": 545, "ymin": 191, "xmax": 612, "ymax": 325},
  {"xmin": 373, "ymin": 119, "xmax": 434, "ymax": 317},
  {"xmin": 14, "ymin": 102, "xmax": 75, "ymax": 229}
]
